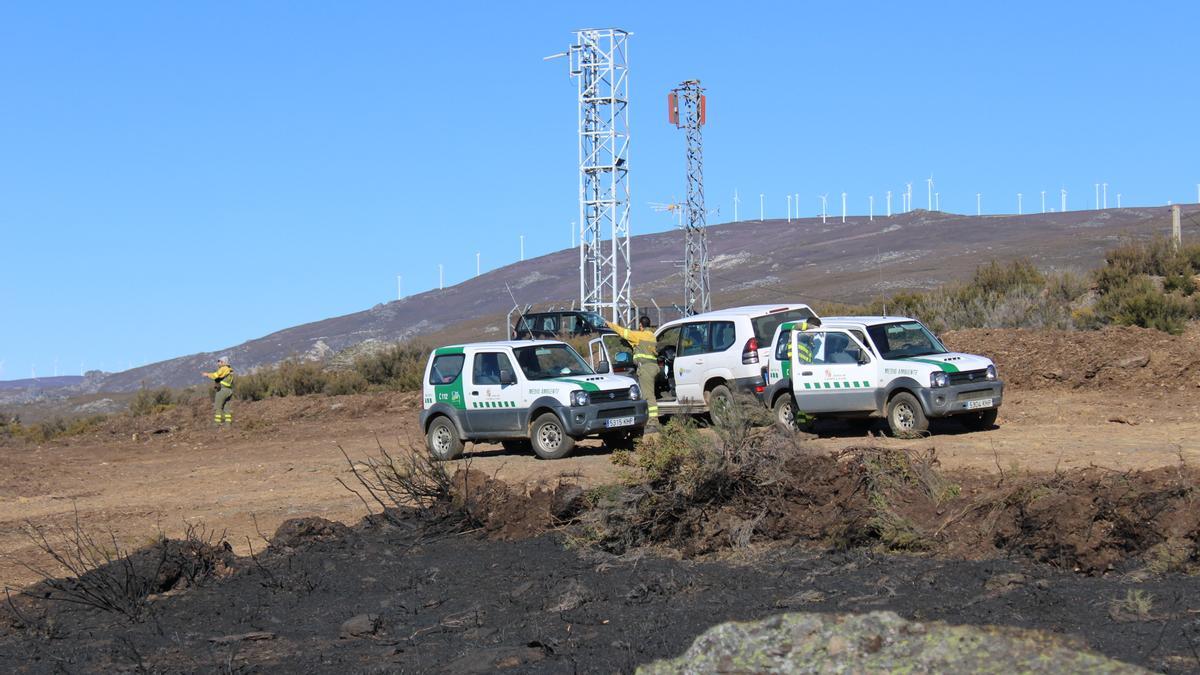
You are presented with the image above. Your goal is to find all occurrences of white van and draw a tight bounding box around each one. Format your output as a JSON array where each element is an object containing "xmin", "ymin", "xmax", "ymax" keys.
[
  {"xmin": 762, "ymin": 316, "xmax": 1004, "ymax": 436},
  {"xmin": 589, "ymin": 304, "xmax": 817, "ymax": 420}
]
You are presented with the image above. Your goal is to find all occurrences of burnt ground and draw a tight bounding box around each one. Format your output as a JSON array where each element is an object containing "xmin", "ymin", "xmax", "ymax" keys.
[{"xmin": 2, "ymin": 513, "xmax": 1200, "ymax": 674}]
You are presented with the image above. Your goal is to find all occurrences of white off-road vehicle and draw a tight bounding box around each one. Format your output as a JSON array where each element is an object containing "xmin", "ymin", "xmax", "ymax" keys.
[
  {"xmin": 419, "ymin": 340, "xmax": 648, "ymax": 460},
  {"xmin": 588, "ymin": 304, "xmax": 818, "ymax": 423},
  {"xmin": 762, "ymin": 316, "xmax": 1004, "ymax": 436}
]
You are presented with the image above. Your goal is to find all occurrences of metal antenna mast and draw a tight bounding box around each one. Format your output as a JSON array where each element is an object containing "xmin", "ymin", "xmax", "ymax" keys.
[
  {"xmin": 669, "ymin": 79, "xmax": 709, "ymax": 315},
  {"xmin": 559, "ymin": 29, "xmax": 632, "ymax": 323}
]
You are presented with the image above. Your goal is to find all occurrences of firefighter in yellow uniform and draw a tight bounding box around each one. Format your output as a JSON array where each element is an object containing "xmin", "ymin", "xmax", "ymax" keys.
[
  {"xmin": 786, "ymin": 322, "xmax": 815, "ymax": 363},
  {"xmin": 202, "ymin": 357, "xmax": 235, "ymax": 426},
  {"xmin": 606, "ymin": 316, "xmax": 661, "ymax": 433}
]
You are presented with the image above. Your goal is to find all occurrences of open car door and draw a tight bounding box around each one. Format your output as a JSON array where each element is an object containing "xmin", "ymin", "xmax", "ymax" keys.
[{"xmin": 587, "ymin": 335, "xmax": 635, "ymax": 376}]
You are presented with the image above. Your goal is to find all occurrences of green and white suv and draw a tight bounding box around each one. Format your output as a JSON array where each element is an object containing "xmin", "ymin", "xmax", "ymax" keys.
[
  {"xmin": 420, "ymin": 340, "xmax": 648, "ymax": 460},
  {"xmin": 763, "ymin": 316, "xmax": 1004, "ymax": 437}
]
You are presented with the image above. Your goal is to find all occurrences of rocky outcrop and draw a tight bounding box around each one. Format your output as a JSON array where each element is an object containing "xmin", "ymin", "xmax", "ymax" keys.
[{"xmin": 638, "ymin": 611, "xmax": 1144, "ymax": 674}]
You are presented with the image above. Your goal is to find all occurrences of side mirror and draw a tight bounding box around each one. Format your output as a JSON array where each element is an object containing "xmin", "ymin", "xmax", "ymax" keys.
[
  {"xmin": 595, "ymin": 360, "xmax": 611, "ymax": 374},
  {"xmin": 614, "ymin": 351, "xmax": 632, "ymax": 364},
  {"xmin": 857, "ymin": 352, "xmax": 871, "ymax": 366},
  {"xmin": 499, "ymin": 369, "xmax": 517, "ymax": 385}
]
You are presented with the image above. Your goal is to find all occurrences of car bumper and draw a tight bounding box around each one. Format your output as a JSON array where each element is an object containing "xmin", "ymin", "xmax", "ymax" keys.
[
  {"xmin": 557, "ymin": 400, "xmax": 649, "ymax": 437},
  {"xmin": 918, "ymin": 381, "xmax": 1004, "ymax": 417}
]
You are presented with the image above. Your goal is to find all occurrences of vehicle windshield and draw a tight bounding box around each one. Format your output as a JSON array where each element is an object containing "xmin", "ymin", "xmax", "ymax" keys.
[
  {"xmin": 865, "ymin": 321, "xmax": 948, "ymax": 359},
  {"xmin": 512, "ymin": 343, "xmax": 594, "ymax": 380}
]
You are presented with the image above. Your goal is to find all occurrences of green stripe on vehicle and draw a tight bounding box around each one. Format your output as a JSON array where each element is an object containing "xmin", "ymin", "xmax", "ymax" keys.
[
  {"xmin": 434, "ymin": 346, "xmax": 465, "ymax": 356},
  {"xmin": 899, "ymin": 357, "xmax": 960, "ymax": 373},
  {"xmin": 550, "ymin": 378, "xmax": 600, "ymax": 392}
]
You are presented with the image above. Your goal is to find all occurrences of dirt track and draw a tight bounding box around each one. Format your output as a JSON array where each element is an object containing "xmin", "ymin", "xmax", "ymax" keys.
[{"xmin": 1, "ymin": 378, "xmax": 1198, "ymax": 592}]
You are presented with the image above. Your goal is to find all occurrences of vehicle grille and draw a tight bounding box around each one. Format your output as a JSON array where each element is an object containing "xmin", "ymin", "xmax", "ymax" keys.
[
  {"xmin": 598, "ymin": 406, "xmax": 637, "ymax": 419},
  {"xmin": 948, "ymin": 369, "xmax": 989, "ymax": 385},
  {"xmin": 587, "ymin": 388, "xmax": 631, "ymax": 404},
  {"xmin": 955, "ymin": 388, "xmax": 995, "ymax": 401}
]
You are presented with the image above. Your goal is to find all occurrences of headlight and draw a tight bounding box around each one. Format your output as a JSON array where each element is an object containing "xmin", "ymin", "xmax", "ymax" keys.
[
  {"xmin": 629, "ymin": 384, "xmax": 641, "ymax": 400},
  {"xmin": 930, "ymin": 371, "xmax": 949, "ymax": 388},
  {"xmin": 570, "ymin": 390, "xmax": 589, "ymax": 407},
  {"xmin": 986, "ymin": 365, "xmax": 997, "ymax": 381}
]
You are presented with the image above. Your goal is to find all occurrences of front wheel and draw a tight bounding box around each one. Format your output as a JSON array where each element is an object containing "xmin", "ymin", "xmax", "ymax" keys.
[
  {"xmin": 426, "ymin": 417, "xmax": 464, "ymax": 461},
  {"xmin": 530, "ymin": 412, "xmax": 576, "ymax": 460},
  {"xmin": 773, "ymin": 393, "xmax": 798, "ymax": 432},
  {"xmin": 886, "ymin": 392, "xmax": 929, "ymax": 438},
  {"xmin": 961, "ymin": 408, "xmax": 998, "ymax": 431}
]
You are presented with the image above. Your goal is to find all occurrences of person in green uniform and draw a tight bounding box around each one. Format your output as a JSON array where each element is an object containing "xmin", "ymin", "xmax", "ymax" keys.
[
  {"xmin": 606, "ymin": 316, "xmax": 661, "ymax": 433},
  {"xmin": 202, "ymin": 357, "xmax": 235, "ymax": 426}
]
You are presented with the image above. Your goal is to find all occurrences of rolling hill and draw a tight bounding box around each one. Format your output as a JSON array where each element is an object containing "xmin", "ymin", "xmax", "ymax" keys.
[{"xmin": 47, "ymin": 205, "xmax": 1200, "ymax": 392}]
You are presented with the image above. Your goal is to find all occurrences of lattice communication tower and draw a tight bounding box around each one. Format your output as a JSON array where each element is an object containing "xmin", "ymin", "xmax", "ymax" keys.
[
  {"xmin": 668, "ymin": 79, "xmax": 709, "ymax": 315},
  {"xmin": 565, "ymin": 29, "xmax": 632, "ymax": 323}
]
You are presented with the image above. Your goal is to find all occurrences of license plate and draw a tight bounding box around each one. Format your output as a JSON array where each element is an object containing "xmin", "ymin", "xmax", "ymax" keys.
[
  {"xmin": 965, "ymin": 398, "xmax": 993, "ymax": 410},
  {"xmin": 605, "ymin": 416, "xmax": 635, "ymax": 428}
]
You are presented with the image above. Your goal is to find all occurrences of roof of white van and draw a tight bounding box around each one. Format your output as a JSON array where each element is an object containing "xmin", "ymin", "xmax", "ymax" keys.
[{"xmin": 662, "ymin": 304, "xmax": 813, "ymax": 324}]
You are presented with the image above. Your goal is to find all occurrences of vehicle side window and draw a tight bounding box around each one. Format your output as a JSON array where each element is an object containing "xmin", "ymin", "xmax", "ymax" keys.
[
  {"xmin": 809, "ymin": 331, "xmax": 857, "ymax": 365},
  {"xmin": 561, "ymin": 314, "xmax": 580, "ymax": 334},
  {"xmin": 539, "ymin": 315, "xmax": 558, "ymax": 333},
  {"xmin": 774, "ymin": 329, "xmax": 792, "ymax": 361},
  {"xmin": 678, "ymin": 322, "xmax": 710, "ymax": 357},
  {"xmin": 711, "ymin": 321, "xmax": 736, "ymax": 352},
  {"xmin": 429, "ymin": 354, "xmax": 465, "ymax": 385},
  {"xmin": 472, "ymin": 352, "xmax": 512, "ymax": 385}
]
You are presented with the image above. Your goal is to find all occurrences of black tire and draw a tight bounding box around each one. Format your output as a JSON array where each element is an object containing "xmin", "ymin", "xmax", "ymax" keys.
[
  {"xmin": 601, "ymin": 430, "xmax": 640, "ymax": 451},
  {"xmin": 886, "ymin": 392, "xmax": 929, "ymax": 438},
  {"xmin": 426, "ymin": 416, "xmax": 464, "ymax": 461},
  {"xmin": 500, "ymin": 439, "xmax": 532, "ymax": 453},
  {"xmin": 706, "ymin": 384, "xmax": 734, "ymax": 426},
  {"xmin": 961, "ymin": 408, "xmax": 998, "ymax": 431},
  {"xmin": 773, "ymin": 393, "xmax": 798, "ymax": 432},
  {"xmin": 530, "ymin": 412, "xmax": 575, "ymax": 460}
]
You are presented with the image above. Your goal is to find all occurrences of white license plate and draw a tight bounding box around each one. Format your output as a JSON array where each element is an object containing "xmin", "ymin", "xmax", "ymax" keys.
[
  {"xmin": 605, "ymin": 416, "xmax": 635, "ymax": 428},
  {"xmin": 965, "ymin": 398, "xmax": 993, "ymax": 410}
]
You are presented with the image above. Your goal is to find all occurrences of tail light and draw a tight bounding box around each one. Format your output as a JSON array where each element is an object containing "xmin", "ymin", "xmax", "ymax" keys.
[{"xmin": 742, "ymin": 337, "xmax": 759, "ymax": 365}]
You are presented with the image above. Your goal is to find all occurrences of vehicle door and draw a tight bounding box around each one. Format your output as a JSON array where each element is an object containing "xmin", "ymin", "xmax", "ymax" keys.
[
  {"xmin": 654, "ymin": 325, "xmax": 681, "ymax": 399},
  {"xmin": 587, "ymin": 334, "xmax": 635, "ymax": 375},
  {"xmin": 465, "ymin": 351, "xmax": 522, "ymax": 432},
  {"xmin": 672, "ymin": 321, "xmax": 710, "ymax": 404},
  {"xmin": 790, "ymin": 330, "xmax": 877, "ymax": 413},
  {"xmin": 427, "ymin": 351, "xmax": 469, "ymax": 429},
  {"xmin": 767, "ymin": 326, "xmax": 793, "ymax": 385}
]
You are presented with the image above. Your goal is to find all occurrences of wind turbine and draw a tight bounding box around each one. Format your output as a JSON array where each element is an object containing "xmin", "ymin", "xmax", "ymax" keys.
[
  {"xmin": 818, "ymin": 194, "xmax": 828, "ymax": 224},
  {"xmin": 1094, "ymin": 183, "xmax": 1100, "ymax": 210},
  {"xmin": 886, "ymin": 190, "xmax": 892, "ymax": 217},
  {"xmin": 1117, "ymin": 193, "xmax": 1122, "ymax": 208},
  {"xmin": 475, "ymin": 252, "xmax": 481, "ymax": 277},
  {"xmin": 841, "ymin": 191, "xmax": 847, "ymax": 223},
  {"xmin": 934, "ymin": 192, "xmax": 940, "ymax": 211},
  {"xmin": 733, "ymin": 188, "xmax": 740, "ymax": 222},
  {"xmin": 1060, "ymin": 188, "xmax": 1067, "ymax": 212},
  {"xmin": 438, "ymin": 264, "xmax": 444, "ymax": 290},
  {"xmin": 1017, "ymin": 192, "xmax": 1023, "ymax": 215},
  {"xmin": 869, "ymin": 195, "xmax": 874, "ymax": 221},
  {"xmin": 976, "ymin": 193, "xmax": 981, "ymax": 216},
  {"xmin": 787, "ymin": 194, "xmax": 792, "ymax": 223},
  {"xmin": 519, "ymin": 235, "xmax": 525, "ymax": 261},
  {"xmin": 1041, "ymin": 190, "xmax": 1046, "ymax": 214},
  {"xmin": 1102, "ymin": 182, "xmax": 1108, "ymax": 209},
  {"xmin": 926, "ymin": 176, "xmax": 934, "ymax": 210}
]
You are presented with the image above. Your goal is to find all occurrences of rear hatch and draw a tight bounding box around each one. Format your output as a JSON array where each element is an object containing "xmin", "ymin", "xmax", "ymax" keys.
[{"xmin": 751, "ymin": 307, "xmax": 817, "ymax": 362}]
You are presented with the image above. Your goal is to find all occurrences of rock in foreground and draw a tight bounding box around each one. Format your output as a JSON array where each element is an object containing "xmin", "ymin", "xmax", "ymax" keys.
[{"xmin": 638, "ymin": 611, "xmax": 1144, "ymax": 674}]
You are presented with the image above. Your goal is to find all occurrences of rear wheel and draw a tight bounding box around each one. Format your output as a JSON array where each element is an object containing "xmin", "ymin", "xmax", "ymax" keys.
[
  {"xmin": 886, "ymin": 392, "xmax": 929, "ymax": 438},
  {"xmin": 530, "ymin": 412, "xmax": 575, "ymax": 460},
  {"xmin": 961, "ymin": 409, "xmax": 998, "ymax": 431},
  {"xmin": 706, "ymin": 384, "xmax": 734, "ymax": 426},
  {"xmin": 426, "ymin": 417, "xmax": 464, "ymax": 461}
]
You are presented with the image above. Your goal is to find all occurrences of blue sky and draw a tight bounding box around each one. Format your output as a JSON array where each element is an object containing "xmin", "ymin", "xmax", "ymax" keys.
[{"xmin": 2, "ymin": 1, "xmax": 1198, "ymax": 380}]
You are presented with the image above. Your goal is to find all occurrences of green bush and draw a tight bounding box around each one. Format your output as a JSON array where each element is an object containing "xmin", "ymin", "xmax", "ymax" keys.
[
  {"xmin": 1094, "ymin": 276, "xmax": 1195, "ymax": 334},
  {"xmin": 323, "ymin": 370, "xmax": 370, "ymax": 396},
  {"xmin": 130, "ymin": 388, "xmax": 176, "ymax": 416},
  {"xmin": 353, "ymin": 343, "xmax": 427, "ymax": 390}
]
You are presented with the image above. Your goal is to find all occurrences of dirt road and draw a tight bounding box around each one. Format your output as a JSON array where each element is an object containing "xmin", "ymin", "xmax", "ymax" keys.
[{"xmin": 2, "ymin": 385, "xmax": 1197, "ymax": 591}]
